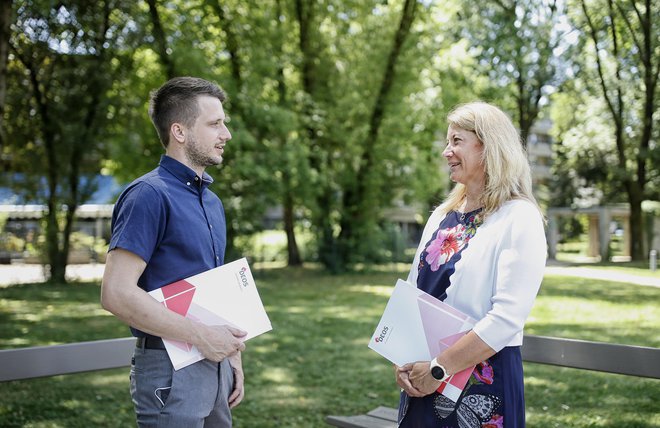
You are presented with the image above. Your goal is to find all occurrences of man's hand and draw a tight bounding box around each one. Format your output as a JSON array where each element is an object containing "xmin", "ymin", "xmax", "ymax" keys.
[
  {"xmin": 395, "ymin": 364, "xmax": 425, "ymax": 397},
  {"xmin": 408, "ymin": 361, "xmax": 442, "ymax": 396},
  {"xmin": 102, "ymin": 249, "xmax": 250, "ymax": 365},
  {"xmin": 227, "ymin": 352, "xmax": 244, "ymax": 409},
  {"xmin": 195, "ymin": 324, "xmax": 247, "ymax": 363}
]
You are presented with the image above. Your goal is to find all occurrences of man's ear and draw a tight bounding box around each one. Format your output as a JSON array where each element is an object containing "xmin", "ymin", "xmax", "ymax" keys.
[{"xmin": 171, "ymin": 123, "xmax": 186, "ymax": 144}]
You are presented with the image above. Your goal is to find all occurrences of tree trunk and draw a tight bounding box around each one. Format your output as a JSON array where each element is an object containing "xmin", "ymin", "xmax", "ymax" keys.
[
  {"xmin": 283, "ymin": 190, "xmax": 302, "ymax": 266},
  {"xmin": 26, "ymin": 59, "xmax": 66, "ymax": 283},
  {"xmin": 45, "ymin": 200, "xmax": 66, "ymax": 283},
  {"xmin": 276, "ymin": 0, "xmax": 302, "ymax": 266},
  {"xmin": 338, "ymin": 0, "xmax": 417, "ymax": 259},
  {"xmin": 295, "ymin": 0, "xmax": 315, "ymax": 96},
  {"xmin": 516, "ymin": 78, "xmax": 537, "ymax": 148},
  {"xmin": 0, "ymin": 0, "xmax": 12, "ymax": 150},
  {"xmin": 316, "ymin": 191, "xmax": 341, "ymax": 273},
  {"xmin": 627, "ymin": 185, "xmax": 645, "ymax": 260},
  {"xmin": 294, "ymin": 0, "xmax": 341, "ymax": 270}
]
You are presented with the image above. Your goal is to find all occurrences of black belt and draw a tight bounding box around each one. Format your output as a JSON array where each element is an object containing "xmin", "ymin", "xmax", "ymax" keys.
[{"xmin": 136, "ymin": 336, "xmax": 166, "ymax": 350}]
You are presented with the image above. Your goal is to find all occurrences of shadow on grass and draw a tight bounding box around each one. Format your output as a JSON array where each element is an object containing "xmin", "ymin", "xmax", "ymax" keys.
[
  {"xmin": 0, "ymin": 368, "xmax": 135, "ymax": 427},
  {"xmin": 0, "ymin": 281, "xmax": 127, "ymax": 348}
]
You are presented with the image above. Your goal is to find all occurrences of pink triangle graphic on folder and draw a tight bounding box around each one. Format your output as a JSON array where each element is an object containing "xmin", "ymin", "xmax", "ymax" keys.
[
  {"xmin": 417, "ymin": 298, "xmax": 467, "ymax": 357},
  {"xmin": 161, "ymin": 279, "xmax": 196, "ymax": 352},
  {"xmin": 162, "ymin": 280, "xmax": 196, "ymax": 316},
  {"xmin": 162, "ymin": 279, "xmax": 195, "ymax": 300},
  {"xmin": 438, "ymin": 331, "xmax": 466, "ymax": 350}
]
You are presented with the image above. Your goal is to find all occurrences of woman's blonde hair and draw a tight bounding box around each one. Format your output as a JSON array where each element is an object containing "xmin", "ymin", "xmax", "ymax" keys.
[{"xmin": 437, "ymin": 101, "xmax": 541, "ymax": 218}]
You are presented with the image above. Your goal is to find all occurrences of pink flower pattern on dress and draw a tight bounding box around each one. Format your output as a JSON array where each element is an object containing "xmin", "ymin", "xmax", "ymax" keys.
[
  {"xmin": 482, "ymin": 414, "xmax": 504, "ymax": 428},
  {"xmin": 473, "ymin": 360, "xmax": 494, "ymax": 385},
  {"xmin": 425, "ymin": 227, "xmax": 460, "ymax": 271},
  {"xmin": 421, "ymin": 213, "xmax": 483, "ymax": 272}
]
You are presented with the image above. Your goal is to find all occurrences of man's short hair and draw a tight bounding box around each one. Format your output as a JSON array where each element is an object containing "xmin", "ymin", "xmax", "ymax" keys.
[{"xmin": 148, "ymin": 76, "xmax": 226, "ymax": 148}]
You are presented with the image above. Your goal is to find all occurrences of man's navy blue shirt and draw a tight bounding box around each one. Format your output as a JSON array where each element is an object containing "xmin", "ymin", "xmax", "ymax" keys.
[{"xmin": 109, "ymin": 155, "xmax": 226, "ymax": 335}]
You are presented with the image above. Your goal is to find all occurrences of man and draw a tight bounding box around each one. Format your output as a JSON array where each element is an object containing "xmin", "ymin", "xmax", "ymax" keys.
[{"xmin": 101, "ymin": 76, "xmax": 246, "ymax": 427}]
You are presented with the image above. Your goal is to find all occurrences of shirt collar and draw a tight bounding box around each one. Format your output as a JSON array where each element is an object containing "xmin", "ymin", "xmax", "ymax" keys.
[{"xmin": 159, "ymin": 155, "xmax": 214, "ymax": 190}]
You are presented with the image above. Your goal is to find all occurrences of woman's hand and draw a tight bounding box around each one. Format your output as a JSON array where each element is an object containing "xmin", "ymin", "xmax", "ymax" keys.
[
  {"xmin": 395, "ymin": 364, "xmax": 426, "ymax": 397},
  {"xmin": 408, "ymin": 361, "xmax": 442, "ymax": 396}
]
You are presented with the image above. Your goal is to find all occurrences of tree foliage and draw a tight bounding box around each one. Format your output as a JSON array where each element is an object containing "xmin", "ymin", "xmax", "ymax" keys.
[
  {"xmin": 4, "ymin": 0, "xmax": 138, "ymax": 281},
  {"xmin": 458, "ymin": 0, "xmax": 570, "ymax": 146},
  {"xmin": 3, "ymin": 0, "xmax": 656, "ymax": 273},
  {"xmin": 100, "ymin": 0, "xmax": 467, "ymax": 271},
  {"xmin": 555, "ymin": 0, "xmax": 659, "ymax": 260}
]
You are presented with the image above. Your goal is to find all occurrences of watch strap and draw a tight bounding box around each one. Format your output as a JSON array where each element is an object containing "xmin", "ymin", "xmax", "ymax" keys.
[{"xmin": 430, "ymin": 357, "xmax": 450, "ymax": 382}]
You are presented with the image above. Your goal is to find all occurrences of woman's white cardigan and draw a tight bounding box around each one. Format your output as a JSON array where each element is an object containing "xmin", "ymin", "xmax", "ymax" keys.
[{"xmin": 406, "ymin": 199, "xmax": 547, "ymax": 352}]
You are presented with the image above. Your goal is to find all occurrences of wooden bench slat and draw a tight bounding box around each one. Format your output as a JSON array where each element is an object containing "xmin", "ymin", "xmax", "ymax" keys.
[
  {"xmin": 522, "ymin": 335, "xmax": 660, "ymax": 378},
  {"xmin": 0, "ymin": 337, "xmax": 135, "ymax": 382},
  {"xmin": 4, "ymin": 335, "xmax": 656, "ymax": 383},
  {"xmin": 325, "ymin": 414, "xmax": 398, "ymax": 428},
  {"xmin": 366, "ymin": 406, "xmax": 398, "ymax": 421}
]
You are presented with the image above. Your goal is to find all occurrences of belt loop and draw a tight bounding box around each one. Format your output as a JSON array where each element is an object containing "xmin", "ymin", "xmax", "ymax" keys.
[{"xmin": 136, "ymin": 337, "xmax": 146, "ymax": 349}]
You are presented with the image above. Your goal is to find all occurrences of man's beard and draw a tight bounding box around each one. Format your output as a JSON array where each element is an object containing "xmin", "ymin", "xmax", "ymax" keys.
[{"xmin": 184, "ymin": 134, "xmax": 222, "ymax": 169}]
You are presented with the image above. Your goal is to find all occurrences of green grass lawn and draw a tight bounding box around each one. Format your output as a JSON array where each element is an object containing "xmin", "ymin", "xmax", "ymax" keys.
[{"xmin": 0, "ymin": 266, "xmax": 658, "ymax": 427}]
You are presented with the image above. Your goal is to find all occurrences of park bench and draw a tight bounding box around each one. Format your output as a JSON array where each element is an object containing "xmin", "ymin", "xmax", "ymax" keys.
[{"xmin": 0, "ymin": 335, "xmax": 658, "ymax": 427}]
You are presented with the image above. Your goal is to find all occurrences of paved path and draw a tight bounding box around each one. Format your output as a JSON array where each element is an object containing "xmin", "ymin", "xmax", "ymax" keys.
[
  {"xmin": 0, "ymin": 262, "xmax": 658, "ymax": 287},
  {"xmin": 544, "ymin": 265, "xmax": 660, "ymax": 288},
  {"xmin": 0, "ymin": 263, "xmax": 106, "ymax": 287}
]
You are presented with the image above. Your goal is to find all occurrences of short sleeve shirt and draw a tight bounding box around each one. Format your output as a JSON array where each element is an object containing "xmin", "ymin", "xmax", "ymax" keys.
[{"xmin": 109, "ymin": 155, "xmax": 227, "ymax": 295}]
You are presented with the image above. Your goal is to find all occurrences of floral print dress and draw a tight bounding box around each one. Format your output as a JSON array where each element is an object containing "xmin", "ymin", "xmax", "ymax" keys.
[{"xmin": 398, "ymin": 209, "xmax": 526, "ymax": 428}]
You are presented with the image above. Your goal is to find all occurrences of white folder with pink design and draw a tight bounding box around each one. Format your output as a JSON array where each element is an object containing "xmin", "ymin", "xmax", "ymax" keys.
[
  {"xmin": 148, "ymin": 258, "xmax": 272, "ymax": 370},
  {"xmin": 368, "ymin": 279, "xmax": 476, "ymax": 402}
]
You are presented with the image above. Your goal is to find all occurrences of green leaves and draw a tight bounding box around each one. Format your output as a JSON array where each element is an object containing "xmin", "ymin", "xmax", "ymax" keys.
[{"xmin": 7, "ymin": 0, "xmax": 655, "ymax": 268}]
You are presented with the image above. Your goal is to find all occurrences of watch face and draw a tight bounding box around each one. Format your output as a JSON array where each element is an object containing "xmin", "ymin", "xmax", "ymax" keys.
[{"xmin": 431, "ymin": 365, "xmax": 445, "ymax": 380}]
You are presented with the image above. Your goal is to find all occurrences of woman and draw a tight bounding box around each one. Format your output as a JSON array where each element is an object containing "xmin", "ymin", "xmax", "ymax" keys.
[{"xmin": 395, "ymin": 102, "xmax": 546, "ymax": 427}]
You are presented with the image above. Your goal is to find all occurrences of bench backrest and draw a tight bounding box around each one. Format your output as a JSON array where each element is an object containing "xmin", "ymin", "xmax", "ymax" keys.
[{"xmin": 0, "ymin": 334, "xmax": 658, "ymax": 382}]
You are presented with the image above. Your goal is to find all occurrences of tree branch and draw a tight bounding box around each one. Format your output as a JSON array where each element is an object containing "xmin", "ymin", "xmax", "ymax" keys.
[
  {"xmin": 211, "ymin": 1, "xmax": 243, "ymax": 96},
  {"xmin": 146, "ymin": 0, "xmax": 176, "ymax": 79},
  {"xmin": 613, "ymin": 0, "xmax": 643, "ymax": 64},
  {"xmin": 580, "ymin": 0, "xmax": 621, "ymax": 131},
  {"xmin": 346, "ymin": 0, "xmax": 418, "ymax": 220}
]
